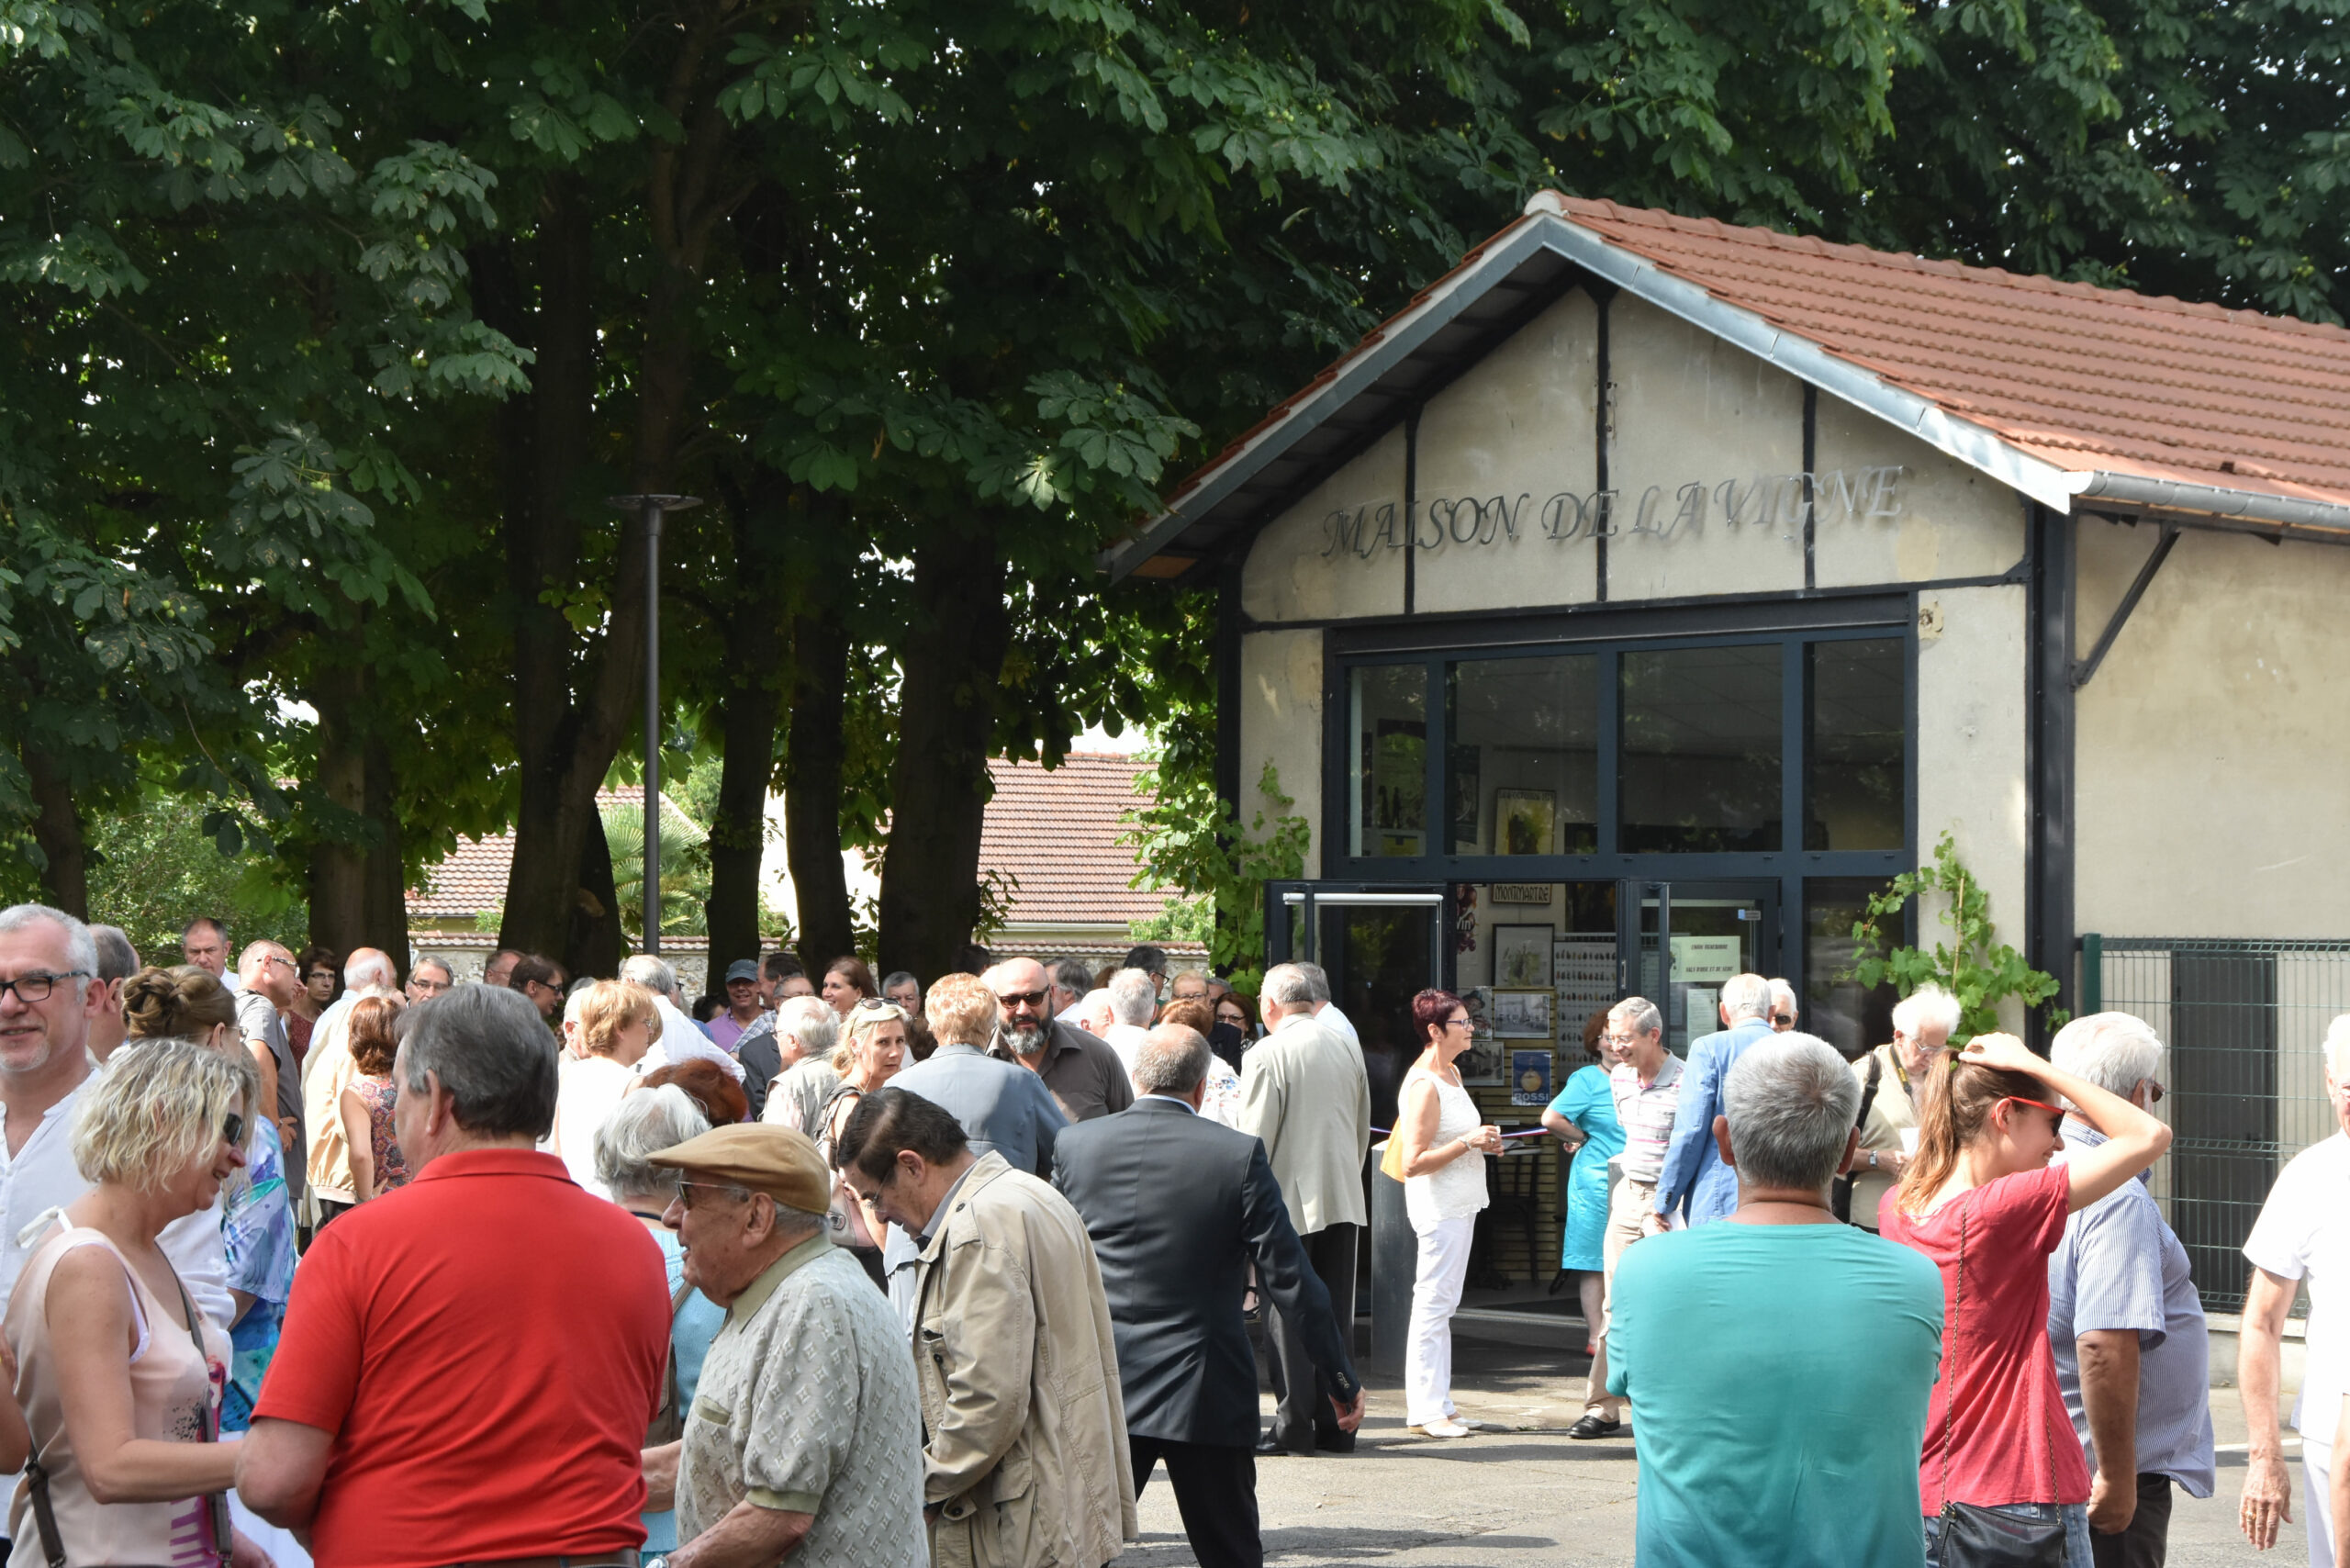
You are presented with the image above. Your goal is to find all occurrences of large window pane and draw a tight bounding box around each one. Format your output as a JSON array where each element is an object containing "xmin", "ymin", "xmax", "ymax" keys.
[
  {"xmin": 1619, "ymin": 645, "xmax": 1782, "ymax": 853},
  {"xmin": 1807, "ymin": 639, "xmax": 1905, "ymax": 851},
  {"xmin": 1446, "ymin": 655, "xmax": 1599, "ymax": 856},
  {"xmin": 1803, "ymin": 877, "xmax": 1898, "ymax": 1059},
  {"xmin": 1348, "ymin": 664, "xmax": 1427, "ymax": 858}
]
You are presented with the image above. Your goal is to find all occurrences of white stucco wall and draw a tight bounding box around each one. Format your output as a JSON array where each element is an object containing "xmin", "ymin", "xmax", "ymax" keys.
[
  {"xmin": 1606, "ymin": 295, "xmax": 1807, "ymax": 601},
  {"xmin": 1413, "ymin": 289, "xmax": 1602, "ymax": 613},
  {"xmin": 1914, "ymin": 583, "xmax": 2031, "ymax": 1032},
  {"xmin": 1810, "ymin": 394, "xmax": 2026, "ymax": 587},
  {"xmin": 2075, "ymin": 522, "xmax": 2350, "ymax": 937},
  {"xmin": 1237, "ymin": 627, "xmax": 1326, "ymax": 868},
  {"xmin": 1241, "ymin": 425, "xmax": 1408, "ymax": 623}
]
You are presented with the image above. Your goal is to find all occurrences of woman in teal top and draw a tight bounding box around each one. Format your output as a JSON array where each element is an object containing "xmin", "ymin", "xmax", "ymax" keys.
[{"xmin": 1543, "ymin": 1010, "xmax": 1628, "ymax": 1436}]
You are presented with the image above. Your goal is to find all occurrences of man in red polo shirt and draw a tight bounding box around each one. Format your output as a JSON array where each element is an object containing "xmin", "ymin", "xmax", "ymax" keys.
[{"xmin": 237, "ymin": 985, "xmax": 669, "ymax": 1567}]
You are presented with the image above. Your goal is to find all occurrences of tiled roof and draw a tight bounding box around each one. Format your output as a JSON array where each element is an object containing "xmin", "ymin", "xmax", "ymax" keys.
[
  {"xmin": 979, "ymin": 753, "xmax": 1170, "ymax": 925},
  {"xmin": 407, "ymin": 788, "xmax": 667, "ymax": 919},
  {"xmin": 1117, "ymin": 193, "xmax": 2350, "ymax": 577},
  {"xmin": 410, "ymin": 770, "xmax": 1183, "ymax": 933},
  {"xmin": 1553, "ymin": 197, "xmax": 2350, "ymax": 510}
]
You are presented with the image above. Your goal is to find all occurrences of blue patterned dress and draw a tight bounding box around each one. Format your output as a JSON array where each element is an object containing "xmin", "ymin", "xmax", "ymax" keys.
[{"xmin": 218, "ymin": 1119, "xmax": 298, "ymax": 1433}]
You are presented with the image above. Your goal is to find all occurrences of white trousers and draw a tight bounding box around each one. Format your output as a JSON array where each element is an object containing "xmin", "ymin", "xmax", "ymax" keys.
[
  {"xmin": 2310, "ymin": 1437, "xmax": 2336, "ymax": 1568},
  {"xmin": 1405, "ymin": 1214, "xmax": 1476, "ymax": 1426}
]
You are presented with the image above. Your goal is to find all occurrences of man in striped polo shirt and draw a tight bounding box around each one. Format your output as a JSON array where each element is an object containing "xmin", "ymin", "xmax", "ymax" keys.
[{"xmin": 1580, "ymin": 996, "xmax": 1679, "ymax": 1440}]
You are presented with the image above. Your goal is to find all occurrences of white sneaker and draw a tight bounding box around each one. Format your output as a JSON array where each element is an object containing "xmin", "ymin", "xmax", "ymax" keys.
[{"xmin": 1406, "ymin": 1417, "xmax": 1474, "ymax": 1439}]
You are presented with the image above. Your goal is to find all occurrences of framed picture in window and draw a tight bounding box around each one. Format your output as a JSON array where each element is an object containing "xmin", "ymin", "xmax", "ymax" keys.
[
  {"xmin": 1510, "ymin": 1049, "xmax": 1554, "ymax": 1106},
  {"xmin": 1460, "ymin": 1034, "xmax": 1505, "ymax": 1085},
  {"xmin": 1492, "ymin": 987, "xmax": 1555, "ymax": 1039},
  {"xmin": 1490, "ymin": 924, "xmax": 1554, "ymax": 990},
  {"xmin": 1494, "ymin": 788, "xmax": 1557, "ymax": 856}
]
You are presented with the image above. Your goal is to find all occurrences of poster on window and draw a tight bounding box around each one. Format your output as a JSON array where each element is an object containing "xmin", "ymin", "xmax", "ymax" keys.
[
  {"xmin": 1510, "ymin": 1050, "xmax": 1554, "ymax": 1106},
  {"xmin": 1369, "ymin": 720, "xmax": 1426, "ymax": 840}
]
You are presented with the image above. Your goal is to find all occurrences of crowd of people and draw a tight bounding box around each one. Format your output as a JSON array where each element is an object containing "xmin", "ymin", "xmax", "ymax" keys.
[{"xmin": 1, "ymin": 904, "xmax": 2344, "ymax": 1568}]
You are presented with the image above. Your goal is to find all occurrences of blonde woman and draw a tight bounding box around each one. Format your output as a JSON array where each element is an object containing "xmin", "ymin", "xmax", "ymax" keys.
[
  {"xmin": 821, "ymin": 1000, "xmax": 911, "ymax": 1285},
  {"xmin": 548, "ymin": 980, "xmax": 661, "ymax": 1199},
  {"xmin": 6, "ymin": 1037, "xmax": 271, "ymax": 1568}
]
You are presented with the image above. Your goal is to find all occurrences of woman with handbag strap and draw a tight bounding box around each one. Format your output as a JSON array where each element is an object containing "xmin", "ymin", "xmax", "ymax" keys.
[
  {"xmin": 1878, "ymin": 1032, "xmax": 2171, "ymax": 1568},
  {"xmin": 820, "ymin": 1000, "xmax": 911, "ymax": 1286},
  {"xmin": 6, "ymin": 1036, "xmax": 273, "ymax": 1568}
]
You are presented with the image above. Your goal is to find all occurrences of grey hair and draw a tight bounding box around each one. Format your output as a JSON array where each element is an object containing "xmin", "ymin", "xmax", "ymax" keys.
[
  {"xmin": 1260, "ymin": 963, "xmax": 1314, "ymax": 1008},
  {"xmin": 1295, "ymin": 961, "xmax": 1334, "ymax": 1003},
  {"xmin": 594, "ymin": 1082, "xmax": 711, "ymax": 1202},
  {"xmin": 398, "ymin": 986, "xmax": 559, "ymax": 1138},
  {"xmin": 1050, "ymin": 957, "xmax": 1094, "ymax": 995},
  {"xmin": 776, "ymin": 995, "xmax": 839, "ymax": 1058},
  {"xmin": 1718, "ymin": 973, "xmax": 1773, "ymax": 1023},
  {"xmin": 89, "ymin": 925, "xmax": 139, "ymax": 983},
  {"xmin": 620, "ymin": 954, "xmax": 679, "ymax": 1000},
  {"xmin": 1723, "ymin": 1033, "xmax": 1860, "ymax": 1192},
  {"xmin": 1767, "ymin": 978, "xmax": 1797, "ymax": 1017},
  {"xmin": 1134, "ymin": 1025, "xmax": 1213, "ymax": 1096},
  {"xmin": 1892, "ymin": 984, "xmax": 1963, "ymax": 1046},
  {"xmin": 1611, "ymin": 995, "xmax": 1662, "ymax": 1039},
  {"xmin": 2050, "ymin": 1012, "xmax": 2165, "ymax": 1100},
  {"xmin": 411, "ymin": 955, "xmax": 454, "ymax": 984},
  {"xmin": 2328, "ymin": 1015, "xmax": 2350, "ymax": 1083},
  {"xmin": 0, "ymin": 905, "xmax": 96, "ymax": 991},
  {"xmin": 343, "ymin": 948, "xmax": 397, "ymax": 990},
  {"xmin": 1108, "ymin": 969, "xmax": 1157, "ymax": 1027}
]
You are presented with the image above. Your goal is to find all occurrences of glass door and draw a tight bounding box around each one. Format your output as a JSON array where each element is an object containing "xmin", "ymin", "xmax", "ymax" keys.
[
  {"xmin": 1267, "ymin": 883, "xmax": 1444, "ymax": 1127},
  {"xmin": 1618, "ymin": 879, "xmax": 1782, "ymax": 1057}
]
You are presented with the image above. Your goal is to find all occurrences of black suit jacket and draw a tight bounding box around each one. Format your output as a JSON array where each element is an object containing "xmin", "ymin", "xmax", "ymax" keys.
[{"xmin": 1053, "ymin": 1095, "xmax": 1359, "ymax": 1448}]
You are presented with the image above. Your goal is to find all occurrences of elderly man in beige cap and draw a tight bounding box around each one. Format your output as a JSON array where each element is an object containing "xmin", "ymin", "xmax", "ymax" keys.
[{"xmin": 640, "ymin": 1123, "xmax": 926, "ymax": 1568}]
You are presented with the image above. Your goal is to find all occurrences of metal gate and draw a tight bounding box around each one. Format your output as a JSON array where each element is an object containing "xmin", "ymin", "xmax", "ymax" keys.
[{"xmin": 2086, "ymin": 936, "xmax": 2350, "ymax": 1313}]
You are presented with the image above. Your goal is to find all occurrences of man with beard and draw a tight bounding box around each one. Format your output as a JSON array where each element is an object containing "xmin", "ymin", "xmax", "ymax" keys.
[{"xmin": 984, "ymin": 957, "xmax": 1134, "ymax": 1123}]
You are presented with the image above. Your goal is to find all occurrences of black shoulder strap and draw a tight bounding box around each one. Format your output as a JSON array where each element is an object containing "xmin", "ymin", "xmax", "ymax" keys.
[{"xmin": 1853, "ymin": 1049, "xmax": 1886, "ymax": 1130}]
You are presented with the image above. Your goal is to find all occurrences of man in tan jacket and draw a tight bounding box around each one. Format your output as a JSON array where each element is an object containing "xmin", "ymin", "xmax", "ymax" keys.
[
  {"xmin": 839, "ymin": 1087, "xmax": 1135, "ymax": 1568},
  {"xmin": 1238, "ymin": 962, "xmax": 1372, "ymax": 1457}
]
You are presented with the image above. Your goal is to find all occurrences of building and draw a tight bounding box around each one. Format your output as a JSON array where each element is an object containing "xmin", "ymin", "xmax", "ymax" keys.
[
  {"xmin": 405, "ymin": 758, "xmax": 1199, "ymax": 990},
  {"xmin": 1108, "ymin": 194, "xmax": 2350, "ymax": 1297}
]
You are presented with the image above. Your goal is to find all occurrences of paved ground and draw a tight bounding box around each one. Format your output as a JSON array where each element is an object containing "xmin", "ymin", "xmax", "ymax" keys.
[{"xmin": 1116, "ymin": 1315, "xmax": 2311, "ymax": 1566}]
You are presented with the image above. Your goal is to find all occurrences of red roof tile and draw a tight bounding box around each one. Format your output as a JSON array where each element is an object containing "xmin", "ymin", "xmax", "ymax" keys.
[
  {"xmin": 979, "ymin": 753, "xmax": 1173, "ymax": 926},
  {"xmin": 1556, "ymin": 197, "xmax": 2350, "ymax": 508},
  {"xmin": 408, "ymin": 789, "xmax": 673, "ymax": 919}
]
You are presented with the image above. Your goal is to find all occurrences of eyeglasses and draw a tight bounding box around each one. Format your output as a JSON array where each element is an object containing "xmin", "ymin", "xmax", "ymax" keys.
[
  {"xmin": 220, "ymin": 1112, "xmax": 246, "ymax": 1148},
  {"xmin": 2146, "ymin": 1080, "xmax": 2165, "ymax": 1105},
  {"xmin": 677, "ymin": 1181, "xmax": 755, "ymax": 1211},
  {"xmin": 0, "ymin": 971, "xmax": 89, "ymax": 1004},
  {"xmin": 263, "ymin": 954, "xmax": 296, "ymax": 972},
  {"xmin": 992, "ymin": 989, "xmax": 1048, "ymax": 1008},
  {"xmin": 409, "ymin": 976, "xmax": 452, "ymax": 995},
  {"xmin": 1442, "ymin": 1016, "xmax": 1472, "ymax": 1031}
]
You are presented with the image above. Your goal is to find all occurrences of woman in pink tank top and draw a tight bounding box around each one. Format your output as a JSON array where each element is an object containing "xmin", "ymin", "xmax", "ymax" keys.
[{"xmin": 5, "ymin": 1037, "xmax": 270, "ymax": 1568}]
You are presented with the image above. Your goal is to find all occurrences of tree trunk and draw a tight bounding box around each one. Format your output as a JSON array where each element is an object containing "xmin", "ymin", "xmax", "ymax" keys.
[
  {"xmin": 785, "ymin": 592, "xmax": 854, "ymax": 971},
  {"xmin": 307, "ymin": 661, "xmax": 368, "ymax": 955},
  {"xmin": 877, "ymin": 523, "xmax": 1010, "ymax": 982},
  {"xmin": 362, "ymin": 734, "xmax": 411, "ymax": 979},
  {"xmin": 22, "ymin": 748, "xmax": 87, "ymax": 918},
  {"xmin": 485, "ymin": 187, "xmax": 649, "ymax": 974},
  {"xmin": 703, "ymin": 491, "xmax": 786, "ymax": 971}
]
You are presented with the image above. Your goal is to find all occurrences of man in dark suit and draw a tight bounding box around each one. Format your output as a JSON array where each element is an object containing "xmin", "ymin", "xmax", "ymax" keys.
[{"xmin": 1054, "ymin": 1024, "xmax": 1365, "ymax": 1568}]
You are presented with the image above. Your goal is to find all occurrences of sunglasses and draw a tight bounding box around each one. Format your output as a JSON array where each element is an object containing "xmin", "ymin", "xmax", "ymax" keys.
[
  {"xmin": 992, "ymin": 989, "xmax": 1049, "ymax": 1008},
  {"xmin": 2000, "ymin": 1094, "xmax": 2066, "ymax": 1126},
  {"xmin": 221, "ymin": 1112, "xmax": 246, "ymax": 1148},
  {"xmin": 853, "ymin": 996, "xmax": 901, "ymax": 1012}
]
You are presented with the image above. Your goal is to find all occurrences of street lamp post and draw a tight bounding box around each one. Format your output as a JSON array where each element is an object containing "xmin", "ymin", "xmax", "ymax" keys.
[{"xmin": 608, "ymin": 493, "xmax": 701, "ymax": 955}]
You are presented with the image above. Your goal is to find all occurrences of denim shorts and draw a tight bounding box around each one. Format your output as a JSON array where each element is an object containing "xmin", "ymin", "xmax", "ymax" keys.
[{"xmin": 1921, "ymin": 1502, "xmax": 2092, "ymax": 1568}]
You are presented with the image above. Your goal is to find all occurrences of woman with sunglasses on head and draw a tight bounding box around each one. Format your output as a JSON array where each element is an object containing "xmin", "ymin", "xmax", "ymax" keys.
[
  {"xmin": 6, "ymin": 1036, "xmax": 274, "ymax": 1568},
  {"xmin": 816, "ymin": 1002, "xmax": 911, "ymax": 1286},
  {"xmin": 1879, "ymin": 1031, "xmax": 2172, "ymax": 1568}
]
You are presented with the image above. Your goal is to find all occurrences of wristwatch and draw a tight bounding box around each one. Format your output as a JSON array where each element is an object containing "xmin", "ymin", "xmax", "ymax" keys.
[{"xmin": 1867, "ymin": 1149, "xmax": 1878, "ymax": 1169}]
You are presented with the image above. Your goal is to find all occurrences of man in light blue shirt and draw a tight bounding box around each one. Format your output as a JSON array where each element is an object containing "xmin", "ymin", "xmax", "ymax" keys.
[
  {"xmin": 2048, "ymin": 1013, "xmax": 2215, "ymax": 1566},
  {"xmin": 1653, "ymin": 972, "xmax": 1777, "ymax": 1226},
  {"xmin": 1610, "ymin": 1033, "xmax": 1943, "ymax": 1567}
]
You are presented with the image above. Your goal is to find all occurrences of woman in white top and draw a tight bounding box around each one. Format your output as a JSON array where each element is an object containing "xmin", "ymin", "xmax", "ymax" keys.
[
  {"xmin": 1393, "ymin": 988, "xmax": 1502, "ymax": 1439},
  {"xmin": 549, "ymin": 980, "xmax": 660, "ymax": 1198}
]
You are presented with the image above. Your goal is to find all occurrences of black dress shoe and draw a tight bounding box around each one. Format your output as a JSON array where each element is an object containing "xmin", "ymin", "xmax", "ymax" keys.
[
  {"xmin": 1567, "ymin": 1411, "xmax": 1623, "ymax": 1439},
  {"xmin": 1313, "ymin": 1431, "xmax": 1357, "ymax": 1454},
  {"xmin": 1256, "ymin": 1431, "xmax": 1311, "ymax": 1456}
]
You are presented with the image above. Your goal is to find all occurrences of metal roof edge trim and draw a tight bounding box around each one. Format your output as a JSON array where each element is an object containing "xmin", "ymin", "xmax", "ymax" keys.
[
  {"xmin": 1102, "ymin": 218, "xmax": 1557, "ymax": 581},
  {"xmin": 1534, "ymin": 214, "xmax": 2080, "ymax": 514},
  {"xmin": 2069, "ymin": 472, "xmax": 2350, "ymax": 534}
]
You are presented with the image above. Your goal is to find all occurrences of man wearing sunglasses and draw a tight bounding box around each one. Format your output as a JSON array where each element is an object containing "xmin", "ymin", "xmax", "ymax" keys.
[{"xmin": 983, "ymin": 958, "xmax": 1132, "ymax": 1123}]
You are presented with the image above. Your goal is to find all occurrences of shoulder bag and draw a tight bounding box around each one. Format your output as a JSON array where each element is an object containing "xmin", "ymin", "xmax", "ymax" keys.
[
  {"xmin": 643, "ymin": 1275, "xmax": 697, "ymax": 1448},
  {"xmin": 1832, "ymin": 1052, "xmax": 1886, "ymax": 1223},
  {"xmin": 28, "ymin": 1263, "xmax": 232, "ymax": 1568},
  {"xmin": 1931, "ymin": 1207, "xmax": 2066, "ymax": 1568}
]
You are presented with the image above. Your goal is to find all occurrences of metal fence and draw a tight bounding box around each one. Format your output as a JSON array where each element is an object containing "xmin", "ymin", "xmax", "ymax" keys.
[{"xmin": 2087, "ymin": 935, "xmax": 2350, "ymax": 1314}]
